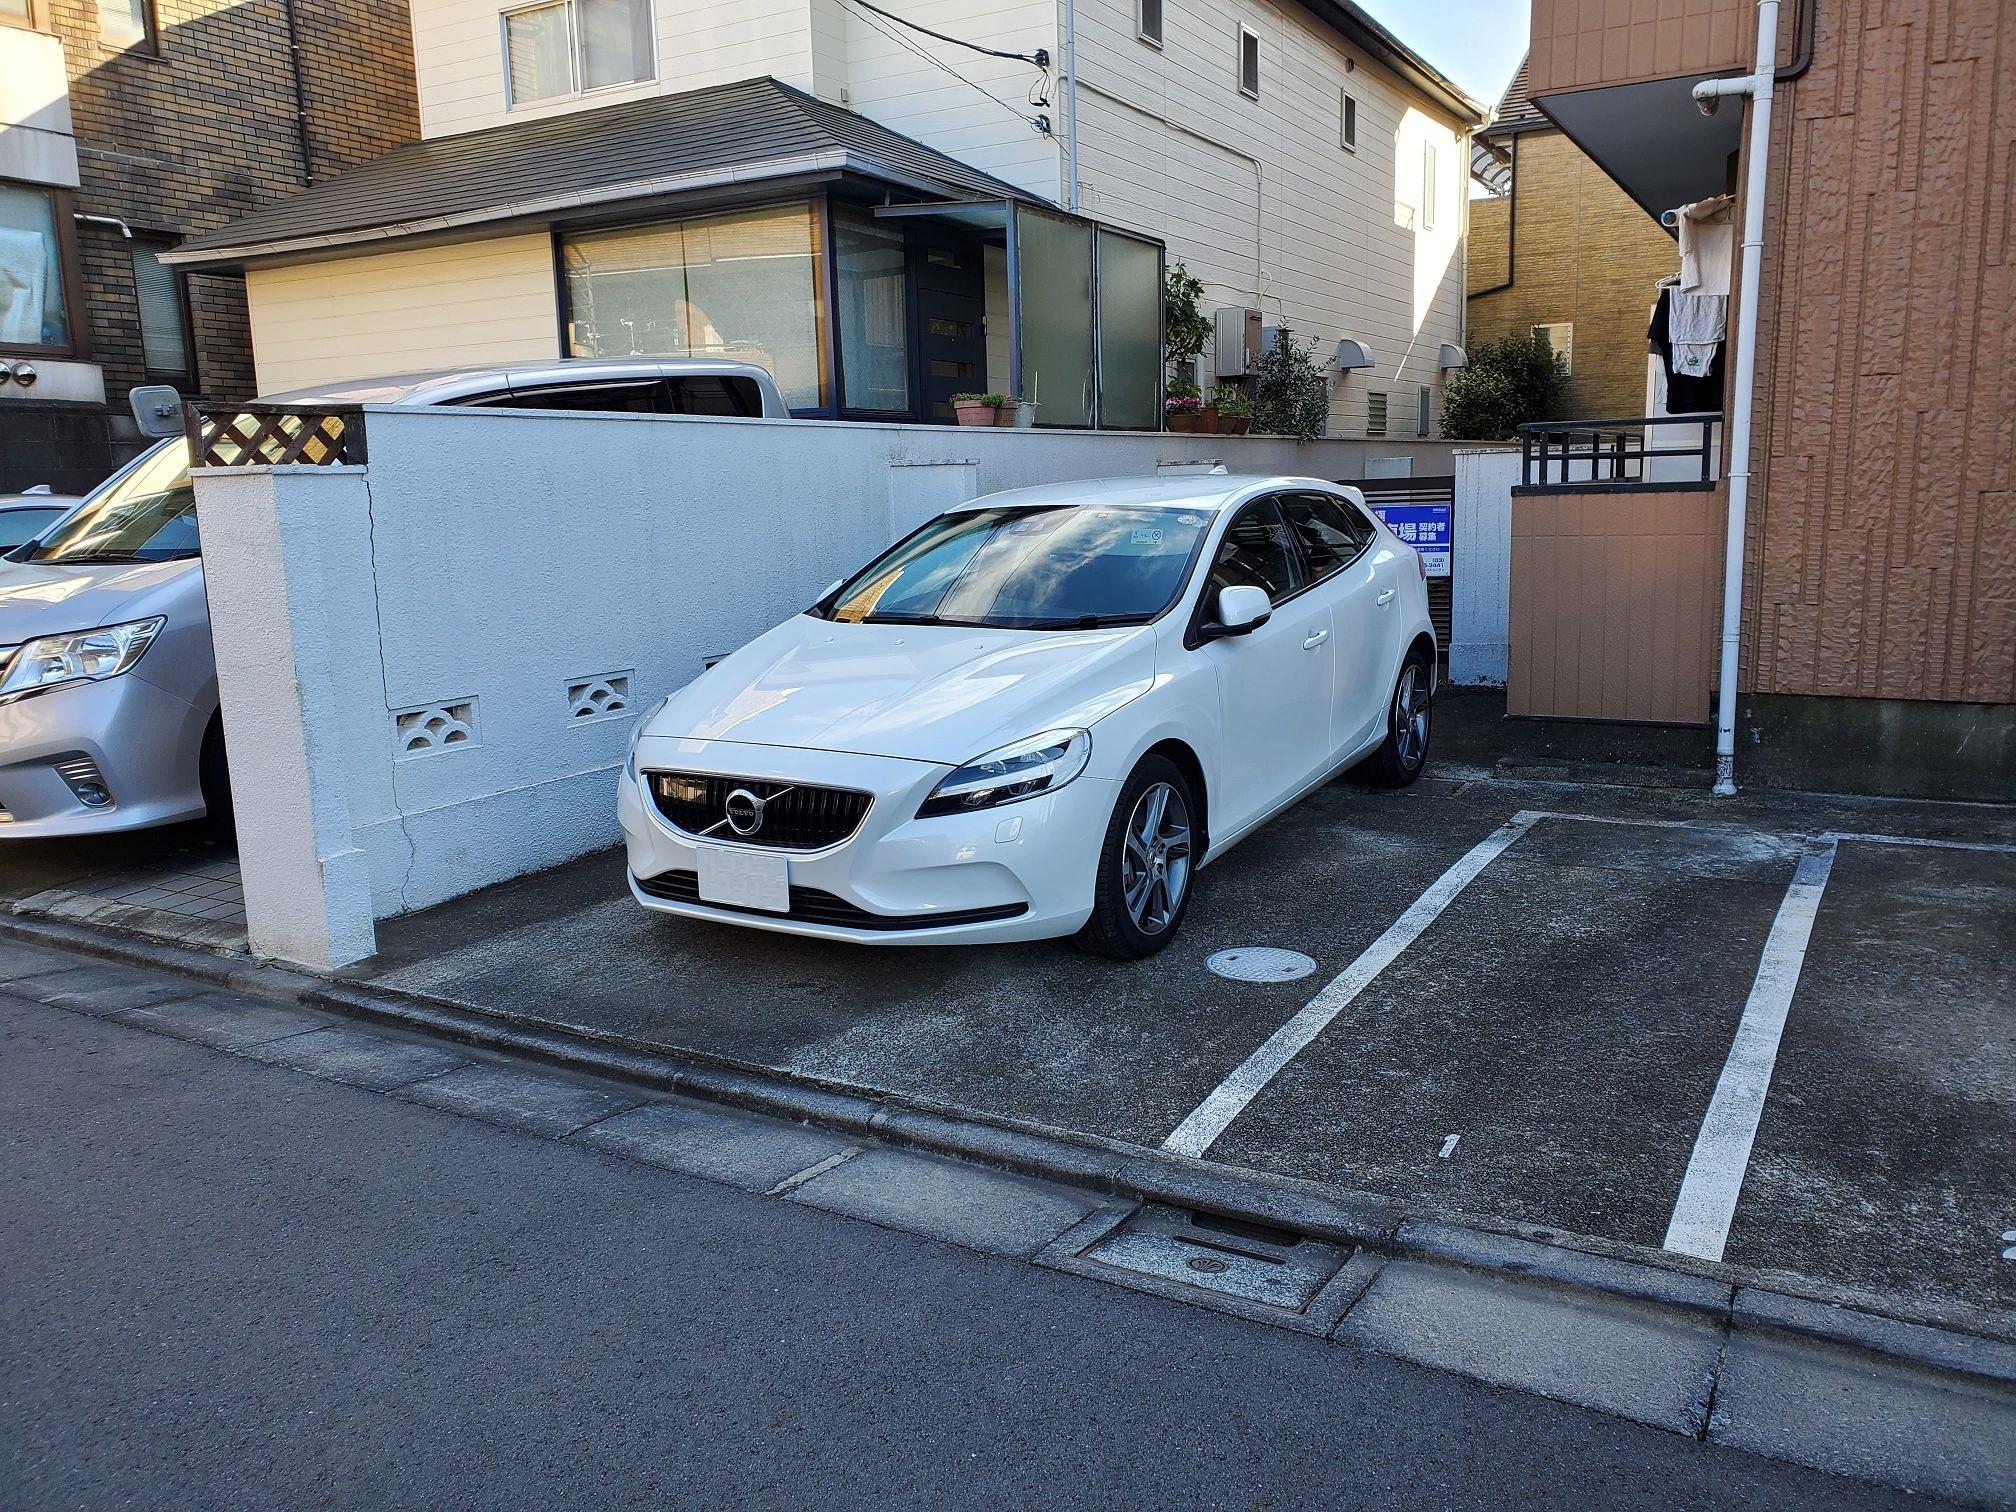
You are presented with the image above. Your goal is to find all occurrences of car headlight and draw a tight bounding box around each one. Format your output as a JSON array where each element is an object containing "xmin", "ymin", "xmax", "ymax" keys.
[
  {"xmin": 0, "ymin": 617, "xmax": 164, "ymax": 705},
  {"xmin": 624, "ymin": 695, "xmax": 670, "ymax": 780},
  {"xmin": 918, "ymin": 729, "xmax": 1091, "ymax": 818}
]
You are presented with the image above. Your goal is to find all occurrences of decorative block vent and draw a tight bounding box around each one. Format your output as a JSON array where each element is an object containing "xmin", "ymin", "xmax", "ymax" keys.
[
  {"xmin": 566, "ymin": 673, "xmax": 632, "ymax": 722},
  {"xmin": 394, "ymin": 700, "xmax": 477, "ymax": 756}
]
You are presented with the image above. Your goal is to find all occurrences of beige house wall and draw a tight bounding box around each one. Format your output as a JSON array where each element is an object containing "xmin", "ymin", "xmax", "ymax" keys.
[{"xmin": 1466, "ymin": 129, "xmax": 1677, "ymax": 422}]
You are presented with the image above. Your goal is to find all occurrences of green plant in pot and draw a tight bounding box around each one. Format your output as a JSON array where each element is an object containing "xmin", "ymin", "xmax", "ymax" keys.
[
  {"xmin": 1164, "ymin": 378, "xmax": 1204, "ymax": 433},
  {"xmin": 1216, "ymin": 389, "xmax": 1254, "ymax": 435},
  {"xmin": 1164, "ymin": 262, "xmax": 1209, "ymax": 393},
  {"xmin": 952, "ymin": 392, "xmax": 1005, "ymax": 427}
]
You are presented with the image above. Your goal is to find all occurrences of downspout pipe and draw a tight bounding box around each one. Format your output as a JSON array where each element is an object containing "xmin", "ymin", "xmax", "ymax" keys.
[
  {"xmin": 1695, "ymin": 0, "xmax": 1781, "ymax": 796},
  {"xmin": 1061, "ymin": 0, "xmax": 1080, "ymax": 211}
]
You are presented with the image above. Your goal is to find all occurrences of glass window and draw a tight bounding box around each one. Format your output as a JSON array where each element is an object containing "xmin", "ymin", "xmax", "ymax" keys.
[
  {"xmin": 505, "ymin": 2, "xmax": 575, "ymax": 101},
  {"xmin": 99, "ymin": 0, "xmax": 154, "ymax": 50},
  {"xmin": 562, "ymin": 203, "xmax": 826, "ymax": 410},
  {"xmin": 819, "ymin": 504, "xmax": 1210, "ymax": 630},
  {"xmin": 0, "ymin": 182, "xmax": 71, "ymax": 350},
  {"xmin": 577, "ymin": 0, "xmax": 651, "ymax": 90},
  {"xmin": 28, "ymin": 441, "xmax": 197, "ymax": 564},
  {"xmin": 1096, "ymin": 230, "xmax": 1160, "ymax": 430},
  {"xmin": 131, "ymin": 242, "xmax": 190, "ymax": 378},
  {"xmin": 1341, "ymin": 92, "xmax": 1356, "ymax": 150},
  {"xmin": 1238, "ymin": 26, "xmax": 1259, "ymax": 98},
  {"xmin": 1015, "ymin": 206, "xmax": 1092, "ymax": 427},
  {"xmin": 2, "ymin": 0, "xmax": 46, "ymax": 30},
  {"xmin": 1137, "ymin": 0, "xmax": 1161, "ymax": 45},
  {"xmin": 1422, "ymin": 144, "xmax": 1437, "ymax": 230},
  {"xmin": 505, "ymin": 0, "xmax": 648, "ymax": 104},
  {"xmin": 836, "ymin": 212, "xmax": 909, "ymax": 412},
  {"xmin": 0, "ymin": 506, "xmax": 63, "ymax": 548},
  {"xmin": 1279, "ymin": 493, "xmax": 1372, "ymax": 581},
  {"xmin": 1417, "ymin": 385, "xmax": 1432, "ymax": 437},
  {"xmin": 1207, "ymin": 500, "xmax": 1300, "ymax": 601}
]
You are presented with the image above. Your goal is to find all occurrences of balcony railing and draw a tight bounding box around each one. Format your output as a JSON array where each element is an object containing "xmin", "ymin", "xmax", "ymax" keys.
[{"xmin": 1517, "ymin": 414, "xmax": 1722, "ymax": 491}]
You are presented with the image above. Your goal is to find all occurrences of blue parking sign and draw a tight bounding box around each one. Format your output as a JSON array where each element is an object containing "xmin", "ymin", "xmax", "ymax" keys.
[{"xmin": 1368, "ymin": 503, "xmax": 1451, "ymax": 578}]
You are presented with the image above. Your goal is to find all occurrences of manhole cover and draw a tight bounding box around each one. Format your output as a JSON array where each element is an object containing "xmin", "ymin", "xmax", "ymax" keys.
[{"xmin": 1207, "ymin": 947, "xmax": 1317, "ymax": 983}]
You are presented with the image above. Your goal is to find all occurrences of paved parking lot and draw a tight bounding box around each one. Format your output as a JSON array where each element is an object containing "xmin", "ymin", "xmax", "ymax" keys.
[{"xmin": 346, "ymin": 761, "xmax": 2016, "ymax": 1334}]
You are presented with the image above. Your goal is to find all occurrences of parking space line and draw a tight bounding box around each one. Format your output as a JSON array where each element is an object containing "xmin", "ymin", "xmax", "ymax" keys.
[
  {"xmin": 1662, "ymin": 838, "xmax": 1841, "ymax": 1262},
  {"xmin": 1821, "ymin": 831, "xmax": 2016, "ymax": 853},
  {"xmin": 1161, "ymin": 811, "xmax": 1544, "ymax": 1160}
]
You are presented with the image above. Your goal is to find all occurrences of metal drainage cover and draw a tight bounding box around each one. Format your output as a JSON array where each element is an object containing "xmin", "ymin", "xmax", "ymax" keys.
[
  {"xmin": 1078, "ymin": 1204, "xmax": 1350, "ymax": 1314},
  {"xmin": 1207, "ymin": 947, "xmax": 1317, "ymax": 983}
]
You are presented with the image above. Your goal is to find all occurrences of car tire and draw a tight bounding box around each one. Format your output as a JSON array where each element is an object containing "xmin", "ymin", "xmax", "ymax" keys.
[
  {"xmin": 1360, "ymin": 649, "xmax": 1434, "ymax": 788},
  {"xmin": 1076, "ymin": 755, "xmax": 1198, "ymax": 960},
  {"xmin": 199, "ymin": 715, "xmax": 235, "ymax": 840}
]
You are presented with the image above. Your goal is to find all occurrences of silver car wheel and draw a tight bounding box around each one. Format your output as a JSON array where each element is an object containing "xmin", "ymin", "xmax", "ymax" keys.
[
  {"xmin": 1120, "ymin": 781, "xmax": 1192, "ymax": 935},
  {"xmin": 1394, "ymin": 663, "xmax": 1431, "ymax": 770}
]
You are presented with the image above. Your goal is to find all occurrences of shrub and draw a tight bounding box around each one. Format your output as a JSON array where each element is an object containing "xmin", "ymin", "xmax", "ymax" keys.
[
  {"xmin": 1440, "ymin": 333, "xmax": 1569, "ymax": 440},
  {"xmin": 1164, "ymin": 262, "xmax": 1210, "ymax": 378},
  {"xmin": 1253, "ymin": 326, "xmax": 1331, "ymax": 441}
]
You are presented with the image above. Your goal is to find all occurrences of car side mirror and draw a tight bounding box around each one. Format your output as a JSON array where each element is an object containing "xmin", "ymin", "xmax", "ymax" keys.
[
  {"xmin": 130, "ymin": 384, "xmax": 184, "ymax": 439},
  {"xmin": 1201, "ymin": 584, "xmax": 1272, "ymax": 641}
]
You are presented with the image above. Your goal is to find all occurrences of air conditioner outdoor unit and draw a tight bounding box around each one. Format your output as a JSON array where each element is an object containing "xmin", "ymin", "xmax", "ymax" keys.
[{"xmin": 1214, "ymin": 307, "xmax": 1262, "ymax": 378}]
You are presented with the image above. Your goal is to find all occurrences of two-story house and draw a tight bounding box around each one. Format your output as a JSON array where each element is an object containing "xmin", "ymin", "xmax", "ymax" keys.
[
  {"xmin": 0, "ymin": 0, "xmax": 419, "ymax": 491},
  {"xmin": 162, "ymin": 0, "xmax": 1481, "ymax": 435}
]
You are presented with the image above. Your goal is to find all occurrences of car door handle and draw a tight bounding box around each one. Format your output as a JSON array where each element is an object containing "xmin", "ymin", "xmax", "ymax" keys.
[
  {"xmin": 1376, "ymin": 589, "xmax": 1396, "ymax": 606},
  {"xmin": 1302, "ymin": 628, "xmax": 1330, "ymax": 649}
]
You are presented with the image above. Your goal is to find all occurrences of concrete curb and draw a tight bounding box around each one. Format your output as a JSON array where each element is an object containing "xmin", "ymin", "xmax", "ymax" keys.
[{"xmin": 4, "ymin": 908, "xmax": 2012, "ymax": 1409}]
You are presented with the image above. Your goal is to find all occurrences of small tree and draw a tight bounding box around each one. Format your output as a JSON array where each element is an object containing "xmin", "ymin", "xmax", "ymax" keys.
[
  {"xmin": 1163, "ymin": 262, "xmax": 1210, "ymax": 385},
  {"xmin": 1253, "ymin": 326, "xmax": 1331, "ymax": 441},
  {"xmin": 1440, "ymin": 333, "xmax": 1568, "ymax": 440}
]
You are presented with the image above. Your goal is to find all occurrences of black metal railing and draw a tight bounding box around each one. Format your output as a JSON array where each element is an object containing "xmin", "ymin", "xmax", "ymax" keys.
[
  {"xmin": 186, "ymin": 404, "xmax": 368, "ymax": 468},
  {"xmin": 1517, "ymin": 414, "xmax": 1721, "ymax": 490}
]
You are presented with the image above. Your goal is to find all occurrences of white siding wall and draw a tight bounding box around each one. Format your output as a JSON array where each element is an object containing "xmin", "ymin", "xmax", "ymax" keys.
[
  {"xmin": 244, "ymin": 234, "xmax": 562, "ymax": 393},
  {"xmin": 1068, "ymin": 0, "xmax": 1470, "ymax": 437}
]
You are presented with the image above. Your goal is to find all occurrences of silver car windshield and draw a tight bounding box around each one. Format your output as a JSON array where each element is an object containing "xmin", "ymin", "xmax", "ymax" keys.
[
  {"xmin": 816, "ymin": 505, "xmax": 1213, "ymax": 630},
  {"xmin": 26, "ymin": 442, "xmax": 197, "ymax": 565}
]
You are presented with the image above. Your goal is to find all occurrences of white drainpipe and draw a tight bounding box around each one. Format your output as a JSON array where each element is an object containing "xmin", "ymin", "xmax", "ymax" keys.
[
  {"xmin": 1695, "ymin": 0, "xmax": 1781, "ymax": 795},
  {"xmin": 1062, "ymin": 0, "xmax": 1080, "ymax": 212}
]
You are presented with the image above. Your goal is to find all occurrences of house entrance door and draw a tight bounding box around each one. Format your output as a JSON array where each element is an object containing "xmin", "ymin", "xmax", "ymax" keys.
[{"xmin": 910, "ymin": 231, "xmax": 989, "ymax": 423}]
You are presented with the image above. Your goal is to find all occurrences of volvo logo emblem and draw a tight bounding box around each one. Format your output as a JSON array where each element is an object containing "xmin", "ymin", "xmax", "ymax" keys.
[{"xmin": 723, "ymin": 788, "xmax": 767, "ymax": 836}]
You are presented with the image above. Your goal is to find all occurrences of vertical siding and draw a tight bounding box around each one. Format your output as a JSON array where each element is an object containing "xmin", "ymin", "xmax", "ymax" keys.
[
  {"xmin": 244, "ymin": 234, "xmax": 560, "ymax": 392},
  {"xmin": 1744, "ymin": 0, "xmax": 2016, "ymax": 705},
  {"xmin": 1527, "ymin": 0, "xmax": 1752, "ymax": 96},
  {"xmin": 1069, "ymin": 0, "xmax": 1471, "ymax": 437}
]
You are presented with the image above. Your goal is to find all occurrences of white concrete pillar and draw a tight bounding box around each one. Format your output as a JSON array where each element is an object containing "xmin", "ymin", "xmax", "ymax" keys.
[{"xmin": 193, "ymin": 465, "xmax": 380, "ymax": 969}]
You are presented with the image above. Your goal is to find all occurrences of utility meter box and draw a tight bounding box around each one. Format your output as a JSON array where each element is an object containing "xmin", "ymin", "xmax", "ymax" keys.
[{"xmin": 1214, "ymin": 307, "xmax": 1262, "ymax": 378}]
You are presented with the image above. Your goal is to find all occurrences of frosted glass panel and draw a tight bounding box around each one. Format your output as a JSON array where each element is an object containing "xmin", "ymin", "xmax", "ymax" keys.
[
  {"xmin": 563, "ymin": 203, "xmax": 826, "ymax": 409},
  {"xmin": 1097, "ymin": 231, "xmax": 1160, "ymax": 430},
  {"xmin": 505, "ymin": 3, "xmax": 573, "ymax": 102},
  {"xmin": 1015, "ymin": 207, "xmax": 1092, "ymax": 427},
  {"xmin": 836, "ymin": 213, "xmax": 910, "ymax": 412}
]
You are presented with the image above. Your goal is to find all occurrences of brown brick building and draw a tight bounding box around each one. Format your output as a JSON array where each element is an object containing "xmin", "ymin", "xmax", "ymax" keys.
[
  {"xmin": 1467, "ymin": 60, "xmax": 1681, "ymax": 422},
  {"xmin": 0, "ymin": 0, "xmax": 418, "ymax": 490}
]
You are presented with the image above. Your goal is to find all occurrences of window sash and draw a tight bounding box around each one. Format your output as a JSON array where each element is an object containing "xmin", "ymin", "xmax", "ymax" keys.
[
  {"xmin": 1237, "ymin": 26, "xmax": 1260, "ymax": 98},
  {"xmin": 504, "ymin": 0, "xmax": 652, "ymax": 106},
  {"xmin": 1422, "ymin": 145, "xmax": 1437, "ymax": 230},
  {"xmin": 1341, "ymin": 92, "xmax": 1356, "ymax": 150},
  {"xmin": 1136, "ymin": 0, "xmax": 1161, "ymax": 45},
  {"xmin": 0, "ymin": 180, "xmax": 79, "ymax": 356},
  {"xmin": 98, "ymin": 0, "xmax": 157, "ymax": 52},
  {"xmin": 132, "ymin": 241, "xmax": 191, "ymax": 379}
]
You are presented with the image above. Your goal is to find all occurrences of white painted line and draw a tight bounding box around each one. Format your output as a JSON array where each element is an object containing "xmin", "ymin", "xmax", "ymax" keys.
[
  {"xmin": 1822, "ymin": 831, "xmax": 2016, "ymax": 853},
  {"xmin": 1662, "ymin": 838, "xmax": 1840, "ymax": 1262},
  {"xmin": 1438, "ymin": 1134, "xmax": 1461, "ymax": 1159},
  {"xmin": 1161, "ymin": 811, "xmax": 1543, "ymax": 1160}
]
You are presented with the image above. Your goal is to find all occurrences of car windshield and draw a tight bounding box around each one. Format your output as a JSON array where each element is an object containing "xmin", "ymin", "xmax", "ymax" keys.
[
  {"xmin": 26, "ymin": 441, "xmax": 197, "ymax": 564},
  {"xmin": 818, "ymin": 504, "xmax": 1211, "ymax": 629}
]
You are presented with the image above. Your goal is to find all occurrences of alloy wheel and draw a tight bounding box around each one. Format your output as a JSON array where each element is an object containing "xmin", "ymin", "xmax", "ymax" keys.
[
  {"xmin": 1121, "ymin": 781, "xmax": 1192, "ymax": 935},
  {"xmin": 1394, "ymin": 664, "xmax": 1431, "ymax": 770}
]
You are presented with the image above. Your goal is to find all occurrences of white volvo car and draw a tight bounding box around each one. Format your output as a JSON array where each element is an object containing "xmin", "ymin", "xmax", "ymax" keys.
[{"xmin": 618, "ymin": 474, "xmax": 1436, "ymax": 957}]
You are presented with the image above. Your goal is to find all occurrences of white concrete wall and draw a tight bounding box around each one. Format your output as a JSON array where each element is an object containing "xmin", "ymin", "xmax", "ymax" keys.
[
  {"xmin": 197, "ymin": 406, "xmax": 1456, "ymax": 966},
  {"xmin": 244, "ymin": 234, "xmax": 561, "ymax": 393},
  {"xmin": 1068, "ymin": 0, "xmax": 1471, "ymax": 439},
  {"xmin": 0, "ymin": 28, "xmax": 79, "ymax": 188},
  {"xmin": 1449, "ymin": 446, "xmax": 1516, "ymax": 687}
]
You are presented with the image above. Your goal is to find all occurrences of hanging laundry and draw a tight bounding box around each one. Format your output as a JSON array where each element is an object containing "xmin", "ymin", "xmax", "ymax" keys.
[
  {"xmin": 1669, "ymin": 291, "xmax": 1728, "ymax": 377},
  {"xmin": 1677, "ymin": 197, "xmax": 1734, "ymax": 294},
  {"xmin": 1648, "ymin": 286, "xmax": 1725, "ymax": 412}
]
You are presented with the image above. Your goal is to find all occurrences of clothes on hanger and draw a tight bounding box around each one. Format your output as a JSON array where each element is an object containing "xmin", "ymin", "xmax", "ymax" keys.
[
  {"xmin": 1677, "ymin": 196, "xmax": 1734, "ymax": 294},
  {"xmin": 1668, "ymin": 291, "xmax": 1728, "ymax": 377},
  {"xmin": 1648, "ymin": 285, "xmax": 1724, "ymax": 412}
]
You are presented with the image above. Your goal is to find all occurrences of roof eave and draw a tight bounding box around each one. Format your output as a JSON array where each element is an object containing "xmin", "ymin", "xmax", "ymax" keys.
[{"xmin": 1294, "ymin": 0, "xmax": 1486, "ymax": 125}]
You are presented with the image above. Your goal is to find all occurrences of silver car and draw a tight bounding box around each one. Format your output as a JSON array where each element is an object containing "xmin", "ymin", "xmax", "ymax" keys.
[{"xmin": 0, "ymin": 359, "xmax": 786, "ymax": 837}]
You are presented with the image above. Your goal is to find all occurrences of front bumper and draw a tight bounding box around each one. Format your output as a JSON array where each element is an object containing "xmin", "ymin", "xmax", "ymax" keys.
[
  {"xmin": 0, "ymin": 673, "xmax": 209, "ymax": 838},
  {"xmin": 616, "ymin": 737, "xmax": 1118, "ymax": 945}
]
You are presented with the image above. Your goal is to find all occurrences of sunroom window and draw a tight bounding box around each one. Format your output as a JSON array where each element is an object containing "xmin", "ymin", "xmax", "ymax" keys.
[
  {"xmin": 504, "ymin": 0, "xmax": 652, "ymax": 105},
  {"xmin": 0, "ymin": 181, "xmax": 72, "ymax": 351}
]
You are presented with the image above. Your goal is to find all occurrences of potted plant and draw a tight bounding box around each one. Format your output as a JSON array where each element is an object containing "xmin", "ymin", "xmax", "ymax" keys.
[
  {"xmin": 1216, "ymin": 390, "xmax": 1254, "ymax": 435},
  {"xmin": 1164, "ymin": 262, "xmax": 1210, "ymax": 394},
  {"xmin": 995, "ymin": 395, "xmax": 1036, "ymax": 427},
  {"xmin": 1165, "ymin": 392, "xmax": 1205, "ymax": 433},
  {"xmin": 1198, "ymin": 395, "xmax": 1221, "ymax": 432},
  {"xmin": 952, "ymin": 392, "xmax": 1004, "ymax": 426}
]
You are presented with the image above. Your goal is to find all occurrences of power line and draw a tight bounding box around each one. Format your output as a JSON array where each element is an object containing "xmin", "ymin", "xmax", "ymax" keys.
[
  {"xmin": 847, "ymin": 0, "xmax": 1048, "ymax": 67},
  {"xmin": 844, "ymin": 0, "xmax": 1053, "ymax": 137}
]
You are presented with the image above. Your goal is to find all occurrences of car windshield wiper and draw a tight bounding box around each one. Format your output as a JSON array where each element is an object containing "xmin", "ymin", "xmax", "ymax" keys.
[
  {"xmin": 858, "ymin": 613, "xmax": 985, "ymax": 627},
  {"xmin": 1018, "ymin": 613, "xmax": 1146, "ymax": 630}
]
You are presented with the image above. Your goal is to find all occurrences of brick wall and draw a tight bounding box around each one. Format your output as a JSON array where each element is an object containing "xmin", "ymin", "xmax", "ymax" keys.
[
  {"xmin": 1465, "ymin": 129, "xmax": 1678, "ymax": 422},
  {"xmin": 1743, "ymin": 0, "xmax": 2015, "ymax": 705},
  {"xmin": 50, "ymin": 0, "xmax": 418, "ymax": 405}
]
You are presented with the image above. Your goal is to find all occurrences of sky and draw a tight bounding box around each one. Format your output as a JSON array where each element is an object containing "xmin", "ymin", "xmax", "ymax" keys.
[{"xmin": 1356, "ymin": 0, "xmax": 1530, "ymax": 111}]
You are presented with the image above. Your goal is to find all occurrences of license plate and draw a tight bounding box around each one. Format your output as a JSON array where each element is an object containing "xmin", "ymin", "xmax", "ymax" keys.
[{"xmin": 696, "ymin": 844, "xmax": 790, "ymax": 913}]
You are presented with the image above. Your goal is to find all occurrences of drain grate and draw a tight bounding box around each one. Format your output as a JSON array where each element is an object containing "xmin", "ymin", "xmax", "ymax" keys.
[{"xmin": 1207, "ymin": 947, "xmax": 1317, "ymax": 983}]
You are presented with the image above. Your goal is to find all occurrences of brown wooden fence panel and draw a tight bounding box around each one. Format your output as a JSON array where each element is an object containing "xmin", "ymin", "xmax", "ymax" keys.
[{"xmin": 1508, "ymin": 485, "xmax": 1724, "ymax": 723}]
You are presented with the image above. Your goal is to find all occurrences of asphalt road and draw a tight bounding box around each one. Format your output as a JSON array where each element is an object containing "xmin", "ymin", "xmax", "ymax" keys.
[{"xmin": 1, "ymin": 994, "xmax": 1918, "ymax": 1510}]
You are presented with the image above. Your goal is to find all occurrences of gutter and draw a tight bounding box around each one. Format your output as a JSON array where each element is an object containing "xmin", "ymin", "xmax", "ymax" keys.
[
  {"xmin": 1294, "ymin": 0, "xmax": 1486, "ymax": 125},
  {"xmin": 159, "ymin": 150, "xmax": 1025, "ymax": 269}
]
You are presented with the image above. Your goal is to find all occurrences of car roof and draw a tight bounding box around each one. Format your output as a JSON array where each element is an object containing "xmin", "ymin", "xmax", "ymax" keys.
[
  {"xmin": 951, "ymin": 474, "xmax": 1359, "ymax": 515},
  {"xmin": 256, "ymin": 357, "xmax": 781, "ymax": 407}
]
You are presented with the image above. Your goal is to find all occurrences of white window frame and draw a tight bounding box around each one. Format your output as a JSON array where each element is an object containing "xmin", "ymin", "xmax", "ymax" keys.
[
  {"xmin": 1422, "ymin": 143, "xmax": 1437, "ymax": 230},
  {"xmin": 1237, "ymin": 24, "xmax": 1260, "ymax": 99},
  {"xmin": 500, "ymin": 0, "xmax": 656, "ymax": 110},
  {"xmin": 1532, "ymin": 322, "xmax": 1574, "ymax": 375},
  {"xmin": 1340, "ymin": 90, "xmax": 1357, "ymax": 151},
  {"xmin": 1136, "ymin": 0, "xmax": 1161, "ymax": 47}
]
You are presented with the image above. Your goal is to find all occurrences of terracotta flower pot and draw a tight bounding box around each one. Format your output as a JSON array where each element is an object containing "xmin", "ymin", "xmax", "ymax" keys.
[
  {"xmin": 953, "ymin": 401, "xmax": 999, "ymax": 426},
  {"xmin": 1166, "ymin": 411, "xmax": 1200, "ymax": 433},
  {"xmin": 1217, "ymin": 415, "xmax": 1251, "ymax": 435},
  {"xmin": 1198, "ymin": 406, "xmax": 1220, "ymax": 432}
]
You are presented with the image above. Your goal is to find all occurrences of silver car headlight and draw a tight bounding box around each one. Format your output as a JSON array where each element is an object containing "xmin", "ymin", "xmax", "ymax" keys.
[
  {"xmin": 624, "ymin": 695, "xmax": 670, "ymax": 780},
  {"xmin": 918, "ymin": 729, "xmax": 1092, "ymax": 819},
  {"xmin": 0, "ymin": 617, "xmax": 164, "ymax": 705}
]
